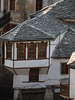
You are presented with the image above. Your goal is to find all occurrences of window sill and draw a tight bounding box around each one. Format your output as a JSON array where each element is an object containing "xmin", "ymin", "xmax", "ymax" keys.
[
  {"xmin": 9, "ymin": 58, "xmax": 49, "ymax": 61},
  {"xmin": 61, "ymin": 74, "xmax": 68, "ymax": 75},
  {"xmin": 22, "ymin": 81, "xmax": 45, "ymax": 83}
]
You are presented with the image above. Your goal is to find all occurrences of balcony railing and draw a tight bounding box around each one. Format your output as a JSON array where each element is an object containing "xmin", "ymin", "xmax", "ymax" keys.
[
  {"xmin": 60, "ymin": 78, "xmax": 69, "ymax": 98},
  {"xmin": 0, "ymin": 12, "xmax": 10, "ymax": 28}
]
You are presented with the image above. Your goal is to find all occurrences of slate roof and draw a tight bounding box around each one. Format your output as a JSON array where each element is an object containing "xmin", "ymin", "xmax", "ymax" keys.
[
  {"xmin": 31, "ymin": 0, "xmax": 75, "ymax": 19},
  {"xmin": 52, "ymin": 28, "xmax": 75, "ymax": 58},
  {"xmin": 68, "ymin": 61, "xmax": 75, "ymax": 68},
  {"xmin": 26, "ymin": 0, "xmax": 75, "ymax": 39},
  {"xmin": 0, "ymin": 23, "xmax": 52, "ymax": 41},
  {"xmin": 1, "ymin": 0, "xmax": 75, "ymax": 41}
]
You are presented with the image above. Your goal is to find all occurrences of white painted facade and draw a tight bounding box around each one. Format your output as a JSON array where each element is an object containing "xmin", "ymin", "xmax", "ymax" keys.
[
  {"xmin": 47, "ymin": 58, "xmax": 69, "ymax": 85},
  {"xmin": 70, "ymin": 68, "xmax": 75, "ymax": 99}
]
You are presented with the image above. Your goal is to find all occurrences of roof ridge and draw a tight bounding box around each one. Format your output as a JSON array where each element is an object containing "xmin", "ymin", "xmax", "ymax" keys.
[{"xmin": 26, "ymin": 23, "xmax": 53, "ymax": 38}]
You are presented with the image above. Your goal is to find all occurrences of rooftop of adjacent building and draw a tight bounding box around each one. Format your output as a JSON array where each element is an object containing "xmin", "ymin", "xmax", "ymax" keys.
[{"xmin": 0, "ymin": 0, "xmax": 75, "ymax": 42}]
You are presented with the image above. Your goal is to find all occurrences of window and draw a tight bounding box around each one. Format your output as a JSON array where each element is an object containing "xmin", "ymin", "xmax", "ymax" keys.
[
  {"xmin": 36, "ymin": 0, "xmax": 42, "ymax": 11},
  {"xmin": 38, "ymin": 42, "xmax": 47, "ymax": 59},
  {"xmin": 28, "ymin": 43, "xmax": 36, "ymax": 59},
  {"xmin": 10, "ymin": 0, "xmax": 15, "ymax": 10},
  {"xmin": 17, "ymin": 43, "xmax": 26, "ymax": 60},
  {"xmin": 6, "ymin": 42, "xmax": 12, "ymax": 59},
  {"xmin": 61, "ymin": 63, "xmax": 68, "ymax": 75},
  {"xmin": 29, "ymin": 68, "xmax": 39, "ymax": 82}
]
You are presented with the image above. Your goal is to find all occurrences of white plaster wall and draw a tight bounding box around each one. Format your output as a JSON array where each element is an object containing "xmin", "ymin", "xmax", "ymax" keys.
[
  {"xmin": 46, "ymin": 59, "xmax": 69, "ymax": 85},
  {"xmin": 70, "ymin": 68, "xmax": 75, "ymax": 99},
  {"xmin": 13, "ymin": 59, "xmax": 69, "ymax": 89},
  {"xmin": 13, "ymin": 74, "xmax": 46, "ymax": 89},
  {"xmin": 39, "ymin": 74, "xmax": 47, "ymax": 81},
  {"xmin": 14, "ymin": 59, "xmax": 49, "ymax": 68},
  {"xmin": 5, "ymin": 60, "xmax": 13, "ymax": 68},
  {"xmin": 5, "ymin": 43, "xmax": 6, "ymax": 59},
  {"xmin": 14, "ymin": 43, "xmax": 17, "ymax": 60},
  {"xmin": 13, "ymin": 89, "xmax": 19, "ymax": 100}
]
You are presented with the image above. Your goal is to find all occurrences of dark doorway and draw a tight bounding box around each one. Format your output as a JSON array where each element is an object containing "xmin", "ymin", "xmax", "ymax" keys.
[
  {"xmin": 54, "ymin": 93, "xmax": 71, "ymax": 100},
  {"xmin": 22, "ymin": 89, "xmax": 45, "ymax": 100},
  {"xmin": 54, "ymin": 93, "xmax": 64, "ymax": 100}
]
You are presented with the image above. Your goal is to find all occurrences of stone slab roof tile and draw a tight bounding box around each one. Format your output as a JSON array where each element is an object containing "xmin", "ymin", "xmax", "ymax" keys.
[
  {"xmin": 1, "ymin": 0, "xmax": 75, "ymax": 41},
  {"xmin": 1, "ymin": 23, "xmax": 52, "ymax": 41},
  {"xmin": 52, "ymin": 28, "xmax": 75, "ymax": 58},
  {"xmin": 26, "ymin": 0, "xmax": 75, "ymax": 39}
]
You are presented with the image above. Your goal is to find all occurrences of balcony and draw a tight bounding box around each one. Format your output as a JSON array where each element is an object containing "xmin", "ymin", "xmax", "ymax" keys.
[
  {"xmin": 60, "ymin": 78, "xmax": 69, "ymax": 99},
  {"xmin": 0, "ymin": 12, "xmax": 10, "ymax": 28}
]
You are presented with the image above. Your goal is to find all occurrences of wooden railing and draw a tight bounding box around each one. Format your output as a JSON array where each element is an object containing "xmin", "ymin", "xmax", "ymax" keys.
[
  {"xmin": 60, "ymin": 78, "xmax": 69, "ymax": 98},
  {"xmin": 60, "ymin": 83, "xmax": 69, "ymax": 98}
]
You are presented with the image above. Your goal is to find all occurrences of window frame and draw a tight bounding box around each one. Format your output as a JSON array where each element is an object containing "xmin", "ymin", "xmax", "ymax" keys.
[
  {"xmin": 36, "ymin": 0, "xmax": 42, "ymax": 11},
  {"xmin": 17, "ymin": 43, "xmax": 26, "ymax": 60},
  {"xmin": 29, "ymin": 68, "xmax": 39, "ymax": 82},
  {"xmin": 6, "ymin": 42, "xmax": 12, "ymax": 59},
  {"xmin": 60, "ymin": 63, "xmax": 68, "ymax": 75},
  {"xmin": 38, "ymin": 42, "xmax": 47, "ymax": 59},
  {"xmin": 10, "ymin": 0, "xmax": 15, "ymax": 10},
  {"xmin": 28, "ymin": 43, "xmax": 36, "ymax": 60}
]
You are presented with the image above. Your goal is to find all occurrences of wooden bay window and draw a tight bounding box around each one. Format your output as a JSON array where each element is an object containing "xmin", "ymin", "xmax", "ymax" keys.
[
  {"xmin": 61, "ymin": 63, "xmax": 68, "ymax": 75},
  {"xmin": 6, "ymin": 42, "xmax": 12, "ymax": 59},
  {"xmin": 38, "ymin": 42, "xmax": 47, "ymax": 59},
  {"xmin": 28, "ymin": 43, "xmax": 36, "ymax": 59},
  {"xmin": 17, "ymin": 43, "xmax": 26, "ymax": 60},
  {"xmin": 29, "ymin": 68, "xmax": 39, "ymax": 82}
]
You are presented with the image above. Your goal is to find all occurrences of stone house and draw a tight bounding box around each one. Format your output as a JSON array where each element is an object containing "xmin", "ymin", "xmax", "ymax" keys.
[{"xmin": 0, "ymin": 0, "xmax": 61, "ymax": 100}]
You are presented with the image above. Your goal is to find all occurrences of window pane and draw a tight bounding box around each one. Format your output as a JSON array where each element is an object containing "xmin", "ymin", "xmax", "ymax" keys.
[
  {"xmin": 29, "ymin": 68, "xmax": 39, "ymax": 82},
  {"xmin": 17, "ymin": 44, "xmax": 25, "ymax": 60},
  {"xmin": 61, "ymin": 63, "xmax": 68, "ymax": 74},
  {"xmin": 6, "ymin": 43, "xmax": 12, "ymax": 59},
  {"xmin": 38, "ymin": 43, "xmax": 47, "ymax": 59},
  {"xmin": 28, "ymin": 43, "xmax": 36, "ymax": 59}
]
